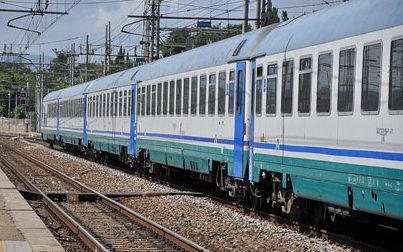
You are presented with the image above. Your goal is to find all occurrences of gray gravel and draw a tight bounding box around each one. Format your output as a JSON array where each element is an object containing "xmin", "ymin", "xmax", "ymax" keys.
[{"xmin": 14, "ymin": 137, "xmax": 354, "ymax": 252}]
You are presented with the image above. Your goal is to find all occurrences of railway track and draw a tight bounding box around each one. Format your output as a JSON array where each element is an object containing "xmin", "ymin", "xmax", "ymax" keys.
[
  {"xmin": 0, "ymin": 141, "xmax": 208, "ymax": 252},
  {"xmin": 21, "ymin": 136, "xmax": 401, "ymax": 251}
]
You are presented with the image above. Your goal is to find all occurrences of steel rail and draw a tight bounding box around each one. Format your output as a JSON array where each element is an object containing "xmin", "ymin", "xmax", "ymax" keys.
[
  {"xmin": 0, "ymin": 157, "xmax": 109, "ymax": 252},
  {"xmin": 8, "ymin": 145, "xmax": 209, "ymax": 252}
]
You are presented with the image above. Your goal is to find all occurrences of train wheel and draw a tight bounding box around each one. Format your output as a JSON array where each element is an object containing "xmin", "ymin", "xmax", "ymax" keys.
[
  {"xmin": 250, "ymin": 183, "xmax": 262, "ymax": 210},
  {"xmin": 311, "ymin": 202, "xmax": 325, "ymax": 228}
]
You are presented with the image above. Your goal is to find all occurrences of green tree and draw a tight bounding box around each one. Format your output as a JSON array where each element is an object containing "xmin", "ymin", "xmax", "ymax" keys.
[
  {"xmin": 14, "ymin": 105, "xmax": 26, "ymax": 119},
  {"xmin": 162, "ymin": 24, "xmax": 244, "ymax": 57},
  {"xmin": 271, "ymin": 7, "xmax": 280, "ymax": 23},
  {"xmin": 114, "ymin": 46, "xmax": 125, "ymax": 65},
  {"xmin": 162, "ymin": 29, "xmax": 191, "ymax": 57},
  {"xmin": 282, "ymin": 11, "xmax": 289, "ymax": 22}
]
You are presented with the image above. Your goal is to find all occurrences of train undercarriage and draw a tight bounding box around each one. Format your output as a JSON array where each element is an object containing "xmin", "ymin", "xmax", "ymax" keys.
[{"xmin": 45, "ymin": 136, "xmax": 402, "ymax": 230}]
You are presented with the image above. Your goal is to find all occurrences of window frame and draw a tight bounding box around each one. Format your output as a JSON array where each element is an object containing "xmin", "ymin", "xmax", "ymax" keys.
[
  {"xmin": 361, "ymin": 40, "xmax": 382, "ymax": 115},
  {"xmin": 146, "ymin": 85, "xmax": 151, "ymax": 116},
  {"xmin": 228, "ymin": 69, "xmax": 235, "ymax": 116},
  {"xmin": 281, "ymin": 59, "xmax": 294, "ymax": 116},
  {"xmin": 199, "ymin": 74, "xmax": 207, "ymax": 116},
  {"xmin": 151, "ymin": 84, "xmax": 156, "ymax": 116},
  {"xmin": 298, "ymin": 55, "xmax": 313, "ymax": 116},
  {"xmin": 183, "ymin": 77, "xmax": 190, "ymax": 116},
  {"xmin": 169, "ymin": 80, "xmax": 175, "ymax": 116},
  {"xmin": 208, "ymin": 72, "xmax": 217, "ymax": 116},
  {"xmin": 157, "ymin": 83, "xmax": 162, "ymax": 116},
  {"xmin": 266, "ymin": 62, "xmax": 278, "ymax": 116},
  {"xmin": 337, "ymin": 46, "xmax": 356, "ymax": 115},
  {"xmin": 389, "ymin": 36, "xmax": 403, "ymax": 114},
  {"xmin": 163, "ymin": 81, "xmax": 168, "ymax": 116},
  {"xmin": 316, "ymin": 51, "xmax": 333, "ymax": 116},
  {"xmin": 191, "ymin": 76, "xmax": 198, "ymax": 116},
  {"xmin": 217, "ymin": 71, "xmax": 226, "ymax": 116},
  {"xmin": 176, "ymin": 78, "xmax": 182, "ymax": 116},
  {"xmin": 255, "ymin": 65, "xmax": 264, "ymax": 117}
]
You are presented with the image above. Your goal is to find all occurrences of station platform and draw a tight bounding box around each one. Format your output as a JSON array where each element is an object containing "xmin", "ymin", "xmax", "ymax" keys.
[{"xmin": 0, "ymin": 169, "xmax": 64, "ymax": 252}]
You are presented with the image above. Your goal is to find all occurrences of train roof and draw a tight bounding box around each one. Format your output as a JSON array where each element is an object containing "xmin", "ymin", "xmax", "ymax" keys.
[{"xmin": 44, "ymin": 0, "xmax": 403, "ymax": 100}]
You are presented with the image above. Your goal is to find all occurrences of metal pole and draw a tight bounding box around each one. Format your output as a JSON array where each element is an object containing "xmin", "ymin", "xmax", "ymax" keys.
[
  {"xmin": 255, "ymin": 0, "xmax": 261, "ymax": 29},
  {"xmin": 150, "ymin": 0, "xmax": 155, "ymax": 62},
  {"xmin": 85, "ymin": 35, "xmax": 89, "ymax": 82},
  {"xmin": 8, "ymin": 91, "xmax": 11, "ymax": 118},
  {"xmin": 267, "ymin": 0, "xmax": 272, "ymax": 25},
  {"xmin": 156, "ymin": 0, "xmax": 161, "ymax": 60},
  {"xmin": 243, "ymin": 0, "xmax": 249, "ymax": 33},
  {"xmin": 15, "ymin": 90, "xmax": 17, "ymax": 119},
  {"xmin": 39, "ymin": 52, "xmax": 44, "ymax": 133},
  {"xmin": 104, "ymin": 24, "xmax": 107, "ymax": 76},
  {"xmin": 108, "ymin": 21, "xmax": 111, "ymax": 74}
]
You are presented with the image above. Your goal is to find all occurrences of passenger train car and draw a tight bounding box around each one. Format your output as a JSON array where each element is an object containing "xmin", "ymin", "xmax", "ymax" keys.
[{"xmin": 42, "ymin": 0, "xmax": 403, "ymax": 225}]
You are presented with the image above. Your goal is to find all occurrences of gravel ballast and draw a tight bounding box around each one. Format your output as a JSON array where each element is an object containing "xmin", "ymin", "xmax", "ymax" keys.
[{"xmin": 6, "ymin": 137, "xmax": 354, "ymax": 252}]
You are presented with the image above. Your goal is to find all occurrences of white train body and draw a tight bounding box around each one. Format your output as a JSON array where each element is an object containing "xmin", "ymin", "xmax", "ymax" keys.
[{"xmin": 42, "ymin": 0, "xmax": 403, "ymax": 221}]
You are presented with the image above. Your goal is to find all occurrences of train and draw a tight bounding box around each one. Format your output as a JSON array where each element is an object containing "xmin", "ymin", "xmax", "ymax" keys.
[{"xmin": 42, "ymin": 0, "xmax": 403, "ymax": 226}]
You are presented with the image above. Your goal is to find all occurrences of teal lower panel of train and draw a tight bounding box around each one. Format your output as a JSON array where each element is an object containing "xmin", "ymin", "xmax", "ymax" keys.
[
  {"xmin": 42, "ymin": 129, "xmax": 403, "ymax": 220},
  {"xmin": 253, "ymin": 153, "xmax": 402, "ymax": 220}
]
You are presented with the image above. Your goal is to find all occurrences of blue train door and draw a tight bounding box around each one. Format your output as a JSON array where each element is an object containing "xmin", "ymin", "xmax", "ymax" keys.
[
  {"xmin": 233, "ymin": 62, "xmax": 247, "ymax": 178},
  {"xmin": 248, "ymin": 61, "xmax": 256, "ymax": 182},
  {"xmin": 128, "ymin": 83, "xmax": 137, "ymax": 156}
]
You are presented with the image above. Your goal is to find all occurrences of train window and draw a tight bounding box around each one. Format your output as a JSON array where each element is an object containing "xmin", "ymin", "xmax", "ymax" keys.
[
  {"xmin": 228, "ymin": 71, "xmax": 235, "ymax": 115},
  {"xmin": 96, "ymin": 97, "xmax": 98, "ymax": 118},
  {"xmin": 389, "ymin": 39, "xmax": 403, "ymax": 111},
  {"xmin": 266, "ymin": 64, "xmax": 277, "ymax": 115},
  {"xmin": 146, "ymin": 85, "xmax": 151, "ymax": 116},
  {"xmin": 107, "ymin": 93, "xmax": 110, "ymax": 117},
  {"xmin": 151, "ymin": 85, "xmax": 156, "ymax": 116},
  {"xmin": 317, "ymin": 53, "xmax": 332, "ymax": 114},
  {"xmin": 137, "ymin": 88, "xmax": 140, "ymax": 116},
  {"xmin": 88, "ymin": 97, "xmax": 90, "ymax": 117},
  {"xmin": 100, "ymin": 95, "xmax": 103, "ymax": 117},
  {"xmin": 298, "ymin": 57, "xmax": 312, "ymax": 114},
  {"xmin": 208, "ymin": 73, "xmax": 216, "ymax": 115},
  {"xmin": 176, "ymin": 79, "xmax": 182, "ymax": 116},
  {"xmin": 114, "ymin": 91, "xmax": 118, "ymax": 117},
  {"xmin": 362, "ymin": 43, "xmax": 381, "ymax": 113},
  {"xmin": 338, "ymin": 48, "xmax": 356, "ymax": 113},
  {"xmin": 157, "ymin": 83, "xmax": 162, "ymax": 115},
  {"xmin": 122, "ymin": 91, "xmax": 126, "ymax": 117},
  {"xmin": 281, "ymin": 60, "xmax": 294, "ymax": 114},
  {"xmin": 256, "ymin": 66, "xmax": 263, "ymax": 116},
  {"xmin": 236, "ymin": 70, "xmax": 244, "ymax": 114},
  {"xmin": 92, "ymin": 97, "xmax": 95, "ymax": 117},
  {"xmin": 218, "ymin": 71, "xmax": 226, "ymax": 115},
  {"xmin": 183, "ymin": 78, "xmax": 190, "ymax": 115},
  {"xmin": 169, "ymin": 81, "xmax": 175, "ymax": 115},
  {"xmin": 199, "ymin": 74, "xmax": 207, "ymax": 115},
  {"xmin": 118, "ymin": 91, "xmax": 122, "ymax": 117},
  {"xmin": 96, "ymin": 95, "xmax": 99, "ymax": 117},
  {"xmin": 103, "ymin": 94, "xmax": 106, "ymax": 117},
  {"xmin": 191, "ymin": 76, "xmax": 197, "ymax": 115},
  {"xmin": 163, "ymin": 81, "xmax": 168, "ymax": 115},
  {"xmin": 140, "ymin": 87, "xmax": 145, "ymax": 116}
]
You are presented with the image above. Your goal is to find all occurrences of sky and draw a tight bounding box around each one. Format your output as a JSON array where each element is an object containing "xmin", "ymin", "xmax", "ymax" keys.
[{"xmin": 0, "ymin": 0, "xmax": 343, "ymax": 64}]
